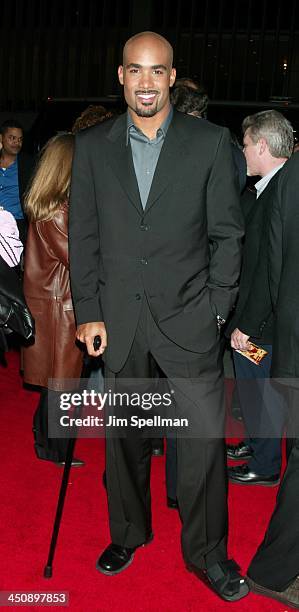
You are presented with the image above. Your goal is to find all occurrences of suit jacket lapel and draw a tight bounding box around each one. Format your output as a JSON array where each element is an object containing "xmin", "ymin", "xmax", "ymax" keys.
[
  {"xmin": 144, "ymin": 112, "xmax": 188, "ymax": 215},
  {"xmin": 105, "ymin": 111, "xmax": 188, "ymax": 216},
  {"xmin": 246, "ymin": 171, "xmax": 282, "ymax": 226},
  {"xmin": 106, "ymin": 114, "xmax": 143, "ymax": 216}
]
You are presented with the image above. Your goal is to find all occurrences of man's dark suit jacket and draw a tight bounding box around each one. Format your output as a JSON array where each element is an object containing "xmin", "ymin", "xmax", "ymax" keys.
[
  {"xmin": 69, "ymin": 110, "xmax": 244, "ymax": 372},
  {"xmin": 226, "ymin": 171, "xmax": 283, "ymax": 343},
  {"xmin": 18, "ymin": 151, "xmax": 35, "ymax": 214},
  {"xmin": 268, "ymin": 155, "xmax": 299, "ymax": 379}
]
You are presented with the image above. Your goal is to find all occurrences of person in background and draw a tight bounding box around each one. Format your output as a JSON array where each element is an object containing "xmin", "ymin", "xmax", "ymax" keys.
[
  {"xmin": 0, "ymin": 205, "xmax": 27, "ymax": 353},
  {"xmin": 0, "ymin": 208, "xmax": 33, "ymax": 356},
  {"xmin": 72, "ymin": 105, "xmax": 113, "ymax": 134},
  {"xmin": 0, "ymin": 207, "xmax": 23, "ymax": 271},
  {"xmin": 170, "ymin": 78, "xmax": 209, "ymax": 117},
  {"xmin": 0, "ymin": 253, "xmax": 34, "ymax": 359},
  {"xmin": 22, "ymin": 134, "xmax": 84, "ymax": 466},
  {"xmin": 0, "ymin": 120, "xmax": 34, "ymax": 245},
  {"xmin": 227, "ymin": 110, "xmax": 293, "ymax": 485},
  {"xmin": 246, "ymin": 151, "xmax": 299, "ymax": 610},
  {"xmin": 171, "ymin": 78, "xmax": 247, "ymax": 193}
]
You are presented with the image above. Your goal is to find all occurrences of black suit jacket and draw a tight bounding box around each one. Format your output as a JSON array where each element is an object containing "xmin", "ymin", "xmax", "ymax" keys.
[
  {"xmin": 227, "ymin": 171, "xmax": 282, "ymax": 343},
  {"xmin": 69, "ymin": 110, "xmax": 243, "ymax": 372},
  {"xmin": 268, "ymin": 155, "xmax": 299, "ymax": 379},
  {"xmin": 17, "ymin": 151, "xmax": 35, "ymax": 214}
]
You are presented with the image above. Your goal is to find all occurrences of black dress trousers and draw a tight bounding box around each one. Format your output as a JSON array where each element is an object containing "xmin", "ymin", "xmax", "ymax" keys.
[
  {"xmin": 104, "ymin": 298, "xmax": 228, "ymax": 570},
  {"xmin": 248, "ymin": 388, "xmax": 299, "ymax": 591}
]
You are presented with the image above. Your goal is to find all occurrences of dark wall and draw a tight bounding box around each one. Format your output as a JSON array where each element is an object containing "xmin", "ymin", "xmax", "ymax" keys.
[{"xmin": 1, "ymin": 0, "xmax": 299, "ymax": 110}]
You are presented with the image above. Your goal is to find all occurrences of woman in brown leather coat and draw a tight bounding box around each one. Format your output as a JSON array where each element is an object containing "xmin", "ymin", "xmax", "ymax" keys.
[{"xmin": 23, "ymin": 134, "xmax": 84, "ymax": 465}]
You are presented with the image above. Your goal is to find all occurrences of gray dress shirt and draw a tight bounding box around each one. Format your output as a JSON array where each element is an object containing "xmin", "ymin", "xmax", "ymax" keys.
[{"xmin": 127, "ymin": 107, "xmax": 173, "ymax": 209}]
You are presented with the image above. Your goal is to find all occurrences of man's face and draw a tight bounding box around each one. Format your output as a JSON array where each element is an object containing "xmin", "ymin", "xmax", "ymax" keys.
[
  {"xmin": 0, "ymin": 127, "xmax": 23, "ymax": 156},
  {"xmin": 243, "ymin": 130, "xmax": 261, "ymax": 176},
  {"xmin": 118, "ymin": 37, "xmax": 176, "ymax": 120}
]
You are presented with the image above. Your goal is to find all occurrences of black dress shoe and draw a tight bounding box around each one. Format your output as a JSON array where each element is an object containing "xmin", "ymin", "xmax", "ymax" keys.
[
  {"xmin": 96, "ymin": 534, "xmax": 153, "ymax": 576},
  {"xmin": 96, "ymin": 544, "xmax": 135, "ymax": 575},
  {"xmin": 226, "ymin": 441, "xmax": 252, "ymax": 461},
  {"xmin": 188, "ymin": 559, "xmax": 249, "ymax": 602},
  {"xmin": 56, "ymin": 457, "xmax": 85, "ymax": 467},
  {"xmin": 247, "ymin": 575, "xmax": 299, "ymax": 609},
  {"xmin": 167, "ymin": 496, "xmax": 179, "ymax": 509},
  {"xmin": 228, "ymin": 464, "xmax": 280, "ymax": 486}
]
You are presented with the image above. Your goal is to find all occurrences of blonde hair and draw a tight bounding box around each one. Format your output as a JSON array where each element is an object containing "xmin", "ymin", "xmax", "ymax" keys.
[{"xmin": 25, "ymin": 133, "xmax": 74, "ymax": 221}]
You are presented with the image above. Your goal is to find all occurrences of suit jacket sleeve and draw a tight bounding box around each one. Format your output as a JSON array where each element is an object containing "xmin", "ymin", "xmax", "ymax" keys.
[
  {"xmin": 237, "ymin": 250, "xmax": 273, "ymax": 337},
  {"xmin": 237, "ymin": 197, "xmax": 273, "ymax": 337},
  {"xmin": 206, "ymin": 127, "xmax": 244, "ymax": 319},
  {"xmin": 69, "ymin": 134, "xmax": 103, "ymax": 325},
  {"xmin": 18, "ymin": 152, "xmax": 36, "ymax": 214},
  {"xmin": 268, "ymin": 175, "xmax": 284, "ymax": 310},
  {"xmin": 268, "ymin": 159, "xmax": 299, "ymax": 312}
]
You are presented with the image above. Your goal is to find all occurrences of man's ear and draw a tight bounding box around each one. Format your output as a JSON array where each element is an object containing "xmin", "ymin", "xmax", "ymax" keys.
[
  {"xmin": 169, "ymin": 68, "xmax": 176, "ymax": 88},
  {"xmin": 118, "ymin": 65, "xmax": 124, "ymax": 86},
  {"xmin": 259, "ymin": 138, "xmax": 267, "ymax": 155}
]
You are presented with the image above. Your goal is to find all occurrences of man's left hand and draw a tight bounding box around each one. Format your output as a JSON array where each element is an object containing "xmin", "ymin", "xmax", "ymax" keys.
[{"xmin": 231, "ymin": 328, "xmax": 250, "ymax": 351}]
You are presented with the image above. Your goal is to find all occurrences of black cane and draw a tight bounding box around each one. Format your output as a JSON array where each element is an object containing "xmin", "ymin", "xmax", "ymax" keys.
[{"xmin": 43, "ymin": 335, "xmax": 101, "ymax": 578}]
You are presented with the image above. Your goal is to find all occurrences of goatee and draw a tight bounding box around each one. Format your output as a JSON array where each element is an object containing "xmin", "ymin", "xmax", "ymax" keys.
[{"xmin": 134, "ymin": 104, "xmax": 159, "ymax": 117}]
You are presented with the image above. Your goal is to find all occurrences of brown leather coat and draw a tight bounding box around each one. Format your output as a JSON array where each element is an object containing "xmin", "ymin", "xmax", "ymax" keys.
[{"xmin": 23, "ymin": 202, "xmax": 83, "ymax": 390}]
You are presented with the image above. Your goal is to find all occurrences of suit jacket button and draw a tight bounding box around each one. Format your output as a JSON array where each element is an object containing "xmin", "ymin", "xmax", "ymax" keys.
[
  {"xmin": 140, "ymin": 223, "xmax": 149, "ymax": 231},
  {"xmin": 135, "ymin": 293, "xmax": 141, "ymax": 301}
]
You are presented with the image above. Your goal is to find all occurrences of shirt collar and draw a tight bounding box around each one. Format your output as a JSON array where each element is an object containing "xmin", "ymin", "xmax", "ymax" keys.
[
  {"xmin": 254, "ymin": 161, "xmax": 286, "ymax": 198},
  {"xmin": 0, "ymin": 158, "xmax": 17, "ymax": 171},
  {"xmin": 126, "ymin": 106, "xmax": 173, "ymax": 145}
]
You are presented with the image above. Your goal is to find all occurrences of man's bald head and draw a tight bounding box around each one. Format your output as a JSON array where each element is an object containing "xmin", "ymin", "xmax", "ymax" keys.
[
  {"xmin": 123, "ymin": 31, "xmax": 173, "ymax": 67},
  {"xmin": 119, "ymin": 31, "xmax": 176, "ymax": 124}
]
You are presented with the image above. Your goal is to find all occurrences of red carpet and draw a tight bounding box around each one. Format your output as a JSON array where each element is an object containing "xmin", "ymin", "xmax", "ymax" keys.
[{"xmin": 0, "ymin": 351, "xmax": 292, "ymax": 611}]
